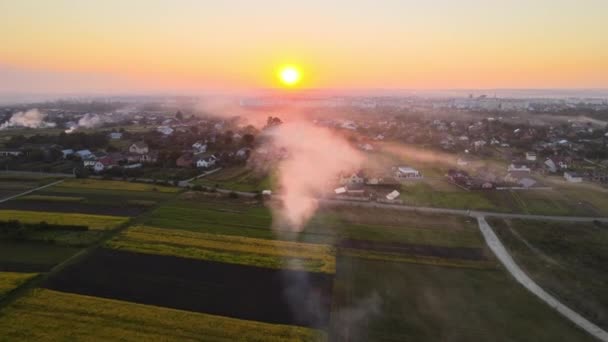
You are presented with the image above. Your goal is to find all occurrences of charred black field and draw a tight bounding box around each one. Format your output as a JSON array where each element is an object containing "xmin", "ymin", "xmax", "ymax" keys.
[{"xmin": 43, "ymin": 248, "xmax": 334, "ymax": 329}]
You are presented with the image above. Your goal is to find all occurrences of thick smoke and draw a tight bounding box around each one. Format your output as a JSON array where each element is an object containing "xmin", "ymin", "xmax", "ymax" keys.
[
  {"xmin": 65, "ymin": 113, "xmax": 102, "ymax": 133},
  {"xmin": 264, "ymin": 121, "xmax": 364, "ymax": 230},
  {"xmin": 0, "ymin": 109, "xmax": 55, "ymax": 130}
]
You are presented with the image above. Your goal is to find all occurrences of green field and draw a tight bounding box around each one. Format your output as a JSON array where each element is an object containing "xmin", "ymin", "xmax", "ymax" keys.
[
  {"xmin": 58, "ymin": 179, "xmax": 180, "ymax": 193},
  {"xmin": 0, "ymin": 289, "xmax": 326, "ymax": 342},
  {"xmin": 0, "ymin": 210, "xmax": 128, "ymax": 230},
  {"xmin": 490, "ymin": 218, "xmax": 608, "ymax": 330},
  {"xmin": 107, "ymin": 225, "xmax": 336, "ymax": 273},
  {"xmin": 0, "ymin": 241, "xmax": 80, "ymax": 272},
  {"xmin": 0, "ymin": 272, "xmax": 37, "ymax": 297},
  {"xmin": 329, "ymin": 256, "xmax": 594, "ymax": 341},
  {"xmin": 193, "ymin": 166, "xmax": 276, "ymax": 192}
]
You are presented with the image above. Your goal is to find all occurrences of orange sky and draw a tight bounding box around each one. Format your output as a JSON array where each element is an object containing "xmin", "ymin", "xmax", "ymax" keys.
[{"xmin": 1, "ymin": 0, "xmax": 607, "ymax": 93}]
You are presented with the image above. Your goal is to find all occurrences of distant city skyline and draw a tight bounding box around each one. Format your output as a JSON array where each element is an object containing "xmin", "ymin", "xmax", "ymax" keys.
[{"xmin": 1, "ymin": 0, "xmax": 608, "ymax": 94}]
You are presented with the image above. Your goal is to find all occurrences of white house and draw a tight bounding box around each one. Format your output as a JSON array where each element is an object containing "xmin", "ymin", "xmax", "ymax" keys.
[
  {"xmin": 339, "ymin": 172, "xmax": 365, "ymax": 185},
  {"xmin": 0, "ymin": 149, "xmax": 23, "ymax": 157},
  {"xmin": 129, "ymin": 142, "xmax": 149, "ymax": 155},
  {"xmin": 386, "ymin": 190, "xmax": 400, "ymax": 201},
  {"xmin": 395, "ymin": 166, "xmax": 422, "ymax": 179},
  {"xmin": 109, "ymin": 132, "xmax": 123, "ymax": 140},
  {"xmin": 75, "ymin": 149, "xmax": 92, "ymax": 159},
  {"xmin": 507, "ymin": 164, "xmax": 531, "ymax": 173},
  {"xmin": 192, "ymin": 141, "xmax": 207, "ymax": 153},
  {"xmin": 157, "ymin": 126, "xmax": 174, "ymax": 136},
  {"xmin": 564, "ymin": 172, "xmax": 583, "ymax": 183},
  {"xmin": 525, "ymin": 152, "xmax": 537, "ymax": 161},
  {"xmin": 195, "ymin": 155, "xmax": 217, "ymax": 168}
]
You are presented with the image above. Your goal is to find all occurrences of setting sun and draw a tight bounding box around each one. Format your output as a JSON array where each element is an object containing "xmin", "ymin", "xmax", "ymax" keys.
[{"xmin": 279, "ymin": 66, "xmax": 301, "ymax": 87}]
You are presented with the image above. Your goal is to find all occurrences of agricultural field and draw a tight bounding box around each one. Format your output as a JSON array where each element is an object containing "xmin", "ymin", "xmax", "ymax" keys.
[
  {"xmin": 0, "ymin": 174, "xmax": 61, "ymax": 199},
  {"xmin": 0, "ymin": 289, "xmax": 326, "ymax": 341},
  {"xmin": 44, "ymin": 248, "xmax": 334, "ymax": 328},
  {"xmin": 0, "ymin": 241, "xmax": 80, "ymax": 272},
  {"xmin": 58, "ymin": 178, "xmax": 180, "ymax": 193},
  {"xmin": 193, "ymin": 165, "xmax": 276, "ymax": 192},
  {"xmin": 329, "ymin": 256, "xmax": 595, "ymax": 341},
  {"xmin": 0, "ymin": 272, "xmax": 37, "ymax": 297},
  {"xmin": 107, "ymin": 225, "xmax": 335, "ymax": 273},
  {"xmin": 0, "ymin": 210, "xmax": 128, "ymax": 230},
  {"xmin": 490, "ymin": 218, "xmax": 608, "ymax": 330}
]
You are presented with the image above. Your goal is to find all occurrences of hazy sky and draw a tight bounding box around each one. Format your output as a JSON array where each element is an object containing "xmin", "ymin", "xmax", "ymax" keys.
[{"xmin": 1, "ymin": 0, "xmax": 607, "ymax": 94}]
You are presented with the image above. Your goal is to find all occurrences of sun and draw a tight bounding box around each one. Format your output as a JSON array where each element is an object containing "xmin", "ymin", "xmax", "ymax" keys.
[{"xmin": 278, "ymin": 66, "xmax": 301, "ymax": 86}]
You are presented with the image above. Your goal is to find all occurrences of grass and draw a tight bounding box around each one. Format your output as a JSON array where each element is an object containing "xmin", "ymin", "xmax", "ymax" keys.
[
  {"xmin": 193, "ymin": 165, "xmax": 275, "ymax": 192},
  {"xmin": 329, "ymin": 256, "xmax": 595, "ymax": 341},
  {"xmin": 0, "ymin": 272, "xmax": 37, "ymax": 297},
  {"xmin": 0, "ymin": 289, "xmax": 326, "ymax": 342},
  {"xmin": 18, "ymin": 195, "xmax": 84, "ymax": 202},
  {"xmin": 58, "ymin": 179, "xmax": 180, "ymax": 193},
  {"xmin": 107, "ymin": 225, "xmax": 335, "ymax": 273},
  {"xmin": 0, "ymin": 210, "xmax": 128, "ymax": 230},
  {"xmin": 490, "ymin": 218, "xmax": 608, "ymax": 330},
  {"xmin": 339, "ymin": 248, "xmax": 495, "ymax": 270},
  {"xmin": 0, "ymin": 241, "xmax": 80, "ymax": 271}
]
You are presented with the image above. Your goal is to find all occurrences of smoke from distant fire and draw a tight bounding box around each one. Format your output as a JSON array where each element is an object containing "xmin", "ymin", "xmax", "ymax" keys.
[
  {"xmin": 0, "ymin": 109, "xmax": 55, "ymax": 130},
  {"xmin": 65, "ymin": 113, "xmax": 102, "ymax": 133}
]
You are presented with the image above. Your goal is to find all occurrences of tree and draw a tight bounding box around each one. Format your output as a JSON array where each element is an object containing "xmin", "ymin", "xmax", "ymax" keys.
[
  {"xmin": 175, "ymin": 110, "xmax": 184, "ymax": 121},
  {"xmin": 243, "ymin": 133, "xmax": 255, "ymax": 146}
]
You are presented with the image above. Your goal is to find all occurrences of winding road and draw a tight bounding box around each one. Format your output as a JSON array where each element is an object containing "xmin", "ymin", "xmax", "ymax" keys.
[{"xmin": 477, "ymin": 216, "xmax": 608, "ymax": 342}]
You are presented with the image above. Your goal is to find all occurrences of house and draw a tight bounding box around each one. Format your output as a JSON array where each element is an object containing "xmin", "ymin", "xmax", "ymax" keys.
[
  {"xmin": 0, "ymin": 149, "xmax": 23, "ymax": 157},
  {"xmin": 157, "ymin": 126, "xmax": 174, "ymax": 136},
  {"xmin": 518, "ymin": 177, "xmax": 537, "ymax": 188},
  {"xmin": 61, "ymin": 149, "xmax": 74, "ymax": 158},
  {"xmin": 544, "ymin": 157, "xmax": 569, "ymax": 173},
  {"xmin": 525, "ymin": 152, "xmax": 537, "ymax": 161},
  {"xmin": 192, "ymin": 141, "xmax": 207, "ymax": 153},
  {"xmin": 75, "ymin": 149, "xmax": 93, "ymax": 159},
  {"xmin": 129, "ymin": 142, "xmax": 149, "ymax": 155},
  {"xmin": 386, "ymin": 190, "xmax": 400, "ymax": 201},
  {"xmin": 504, "ymin": 170, "xmax": 532, "ymax": 183},
  {"xmin": 339, "ymin": 171, "xmax": 365, "ymax": 185},
  {"xmin": 334, "ymin": 187, "xmax": 347, "ymax": 195},
  {"xmin": 109, "ymin": 132, "xmax": 123, "ymax": 140},
  {"xmin": 564, "ymin": 171, "xmax": 583, "ymax": 183},
  {"xmin": 195, "ymin": 154, "xmax": 218, "ymax": 168},
  {"xmin": 176, "ymin": 153, "xmax": 194, "ymax": 168},
  {"xmin": 235, "ymin": 147, "xmax": 250, "ymax": 159},
  {"xmin": 395, "ymin": 166, "xmax": 422, "ymax": 179},
  {"xmin": 507, "ymin": 164, "xmax": 531, "ymax": 173}
]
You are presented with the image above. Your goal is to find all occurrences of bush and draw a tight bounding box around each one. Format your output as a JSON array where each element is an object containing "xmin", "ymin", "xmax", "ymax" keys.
[
  {"xmin": 192, "ymin": 184, "xmax": 203, "ymax": 191},
  {"xmin": 228, "ymin": 191, "xmax": 239, "ymax": 199}
]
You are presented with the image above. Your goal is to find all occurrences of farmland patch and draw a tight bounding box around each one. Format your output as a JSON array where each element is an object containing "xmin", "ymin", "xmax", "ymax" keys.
[
  {"xmin": 0, "ymin": 289, "xmax": 326, "ymax": 341},
  {"xmin": 0, "ymin": 210, "xmax": 128, "ymax": 230},
  {"xmin": 44, "ymin": 248, "xmax": 334, "ymax": 329},
  {"xmin": 107, "ymin": 225, "xmax": 335, "ymax": 273}
]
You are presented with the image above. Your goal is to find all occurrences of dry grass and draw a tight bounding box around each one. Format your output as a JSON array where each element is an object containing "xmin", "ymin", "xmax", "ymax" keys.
[
  {"xmin": 0, "ymin": 289, "xmax": 326, "ymax": 341},
  {"xmin": 108, "ymin": 225, "xmax": 335, "ymax": 273}
]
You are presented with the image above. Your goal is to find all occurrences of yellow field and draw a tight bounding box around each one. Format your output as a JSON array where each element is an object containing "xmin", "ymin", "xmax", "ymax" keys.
[
  {"xmin": 0, "ymin": 289, "xmax": 326, "ymax": 342},
  {"xmin": 19, "ymin": 195, "xmax": 84, "ymax": 202},
  {"xmin": 58, "ymin": 179, "xmax": 180, "ymax": 193},
  {"xmin": 108, "ymin": 226, "xmax": 336, "ymax": 273},
  {"xmin": 0, "ymin": 272, "xmax": 37, "ymax": 297},
  {"xmin": 0, "ymin": 210, "xmax": 128, "ymax": 230}
]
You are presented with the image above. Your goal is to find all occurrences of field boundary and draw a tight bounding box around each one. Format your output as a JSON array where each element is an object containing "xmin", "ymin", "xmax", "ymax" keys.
[{"xmin": 477, "ymin": 216, "xmax": 608, "ymax": 342}]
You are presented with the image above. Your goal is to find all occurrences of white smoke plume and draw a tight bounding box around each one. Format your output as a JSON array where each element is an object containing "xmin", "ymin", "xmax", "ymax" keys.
[
  {"xmin": 0, "ymin": 109, "xmax": 56, "ymax": 130},
  {"xmin": 264, "ymin": 120, "xmax": 364, "ymax": 230},
  {"xmin": 65, "ymin": 113, "xmax": 102, "ymax": 133}
]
